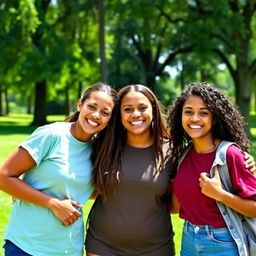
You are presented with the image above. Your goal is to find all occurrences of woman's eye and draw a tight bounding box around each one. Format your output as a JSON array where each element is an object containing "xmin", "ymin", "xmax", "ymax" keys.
[
  {"xmin": 184, "ymin": 110, "xmax": 192, "ymax": 115},
  {"xmin": 200, "ymin": 112, "xmax": 209, "ymax": 116},
  {"xmin": 139, "ymin": 106, "xmax": 147, "ymax": 112},
  {"xmin": 87, "ymin": 105, "xmax": 96, "ymax": 110},
  {"xmin": 124, "ymin": 107, "xmax": 132, "ymax": 113},
  {"xmin": 101, "ymin": 111, "xmax": 110, "ymax": 117}
]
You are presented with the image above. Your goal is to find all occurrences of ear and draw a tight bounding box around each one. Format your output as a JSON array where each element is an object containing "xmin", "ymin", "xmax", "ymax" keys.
[{"xmin": 77, "ymin": 99, "xmax": 83, "ymax": 112}]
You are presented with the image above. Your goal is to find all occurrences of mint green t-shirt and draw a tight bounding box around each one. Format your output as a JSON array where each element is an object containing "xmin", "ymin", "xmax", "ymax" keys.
[{"xmin": 4, "ymin": 122, "xmax": 94, "ymax": 256}]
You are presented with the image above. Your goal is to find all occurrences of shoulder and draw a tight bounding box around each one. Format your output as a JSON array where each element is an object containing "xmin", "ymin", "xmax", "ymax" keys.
[
  {"xmin": 226, "ymin": 144, "xmax": 243, "ymax": 159},
  {"xmin": 47, "ymin": 122, "xmax": 67, "ymax": 135},
  {"xmin": 225, "ymin": 144, "xmax": 245, "ymax": 169}
]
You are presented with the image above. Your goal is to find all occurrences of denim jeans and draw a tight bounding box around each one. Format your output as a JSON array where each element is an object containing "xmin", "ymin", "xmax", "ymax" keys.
[
  {"xmin": 4, "ymin": 240, "xmax": 32, "ymax": 256},
  {"xmin": 180, "ymin": 220, "xmax": 239, "ymax": 256}
]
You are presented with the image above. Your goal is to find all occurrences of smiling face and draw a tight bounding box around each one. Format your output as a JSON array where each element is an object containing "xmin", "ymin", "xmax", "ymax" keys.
[
  {"xmin": 120, "ymin": 90, "xmax": 153, "ymax": 138},
  {"xmin": 182, "ymin": 95, "xmax": 214, "ymax": 142},
  {"xmin": 75, "ymin": 91, "xmax": 114, "ymax": 141}
]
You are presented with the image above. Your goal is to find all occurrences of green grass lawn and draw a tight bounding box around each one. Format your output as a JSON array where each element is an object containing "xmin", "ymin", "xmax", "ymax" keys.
[{"xmin": 0, "ymin": 113, "xmax": 255, "ymax": 256}]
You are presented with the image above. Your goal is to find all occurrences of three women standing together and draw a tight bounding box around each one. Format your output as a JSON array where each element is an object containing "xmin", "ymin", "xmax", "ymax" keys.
[{"xmin": 0, "ymin": 82, "xmax": 255, "ymax": 256}]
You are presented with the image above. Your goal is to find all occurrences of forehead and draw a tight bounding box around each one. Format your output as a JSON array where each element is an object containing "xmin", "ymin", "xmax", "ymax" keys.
[
  {"xmin": 87, "ymin": 91, "xmax": 114, "ymax": 109},
  {"xmin": 183, "ymin": 95, "xmax": 207, "ymax": 107},
  {"xmin": 121, "ymin": 91, "xmax": 151, "ymax": 105}
]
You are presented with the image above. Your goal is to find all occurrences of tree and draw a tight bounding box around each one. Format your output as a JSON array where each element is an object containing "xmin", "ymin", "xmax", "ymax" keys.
[
  {"xmin": 173, "ymin": 0, "xmax": 256, "ymax": 131},
  {"xmin": 107, "ymin": 0, "xmax": 193, "ymax": 91},
  {"xmin": 98, "ymin": 0, "xmax": 107, "ymax": 83}
]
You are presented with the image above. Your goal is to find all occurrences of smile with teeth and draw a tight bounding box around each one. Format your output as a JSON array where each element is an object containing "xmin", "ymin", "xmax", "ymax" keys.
[
  {"xmin": 87, "ymin": 118, "xmax": 99, "ymax": 127},
  {"xmin": 130, "ymin": 120, "xmax": 144, "ymax": 126},
  {"xmin": 189, "ymin": 124, "xmax": 202, "ymax": 129}
]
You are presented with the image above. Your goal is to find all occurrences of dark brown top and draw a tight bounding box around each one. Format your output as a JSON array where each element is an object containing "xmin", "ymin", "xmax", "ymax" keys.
[{"xmin": 85, "ymin": 143, "xmax": 175, "ymax": 256}]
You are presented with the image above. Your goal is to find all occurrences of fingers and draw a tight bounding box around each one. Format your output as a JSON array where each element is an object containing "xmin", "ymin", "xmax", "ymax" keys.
[
  {"xmin": 63, "ymin": 212, "xmax": 80, "ymax": 226},
  {"xmin": 51, "ymin": 199, "xmax": 83, "ymax": 226},
  {"xmin": 199, "ymin": 166, "xmax": 219, "ymax": 184},
  {"xmin": 244, "ymin": 152, "xmax": 249, "ymax": 159},
  {"xmin": 213, "ymin": 165, "xmax": 220, "ymax": 178},
  {"xmin": 71, "ymin": 200, "xmax": 83, "ymax": 209},
  {"xmin": 250, "ymin": 166, "xmax": 256, "ymax": 173}
]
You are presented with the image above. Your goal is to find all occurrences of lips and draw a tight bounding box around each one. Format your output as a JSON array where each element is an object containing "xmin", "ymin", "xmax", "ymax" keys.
[
  {"xmin": 130, "ymin": 120, "xmax": 144, "ymax": 126},
  {"xmin": 86, "ymin": 118, "xmax": 99, "ymax": 127},
  {"xmin": 189, "ymin": 124, "xmax": 202, "ymax": 129}
]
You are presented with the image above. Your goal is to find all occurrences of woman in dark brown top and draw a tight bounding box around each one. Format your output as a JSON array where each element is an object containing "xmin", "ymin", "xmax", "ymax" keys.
[{"xmin": 85, "ymin": 85, "xmax": 175, "ymax": 256}]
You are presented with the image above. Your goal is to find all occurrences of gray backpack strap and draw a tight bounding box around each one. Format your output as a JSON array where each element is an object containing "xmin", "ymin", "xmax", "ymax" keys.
[
  {"xmin": 177, "ymin": 144, "xmax": 192, "ymax": 170},
  {"xmin": 213, "ymin": 141, "xmax": 237, "ymax": 192}
]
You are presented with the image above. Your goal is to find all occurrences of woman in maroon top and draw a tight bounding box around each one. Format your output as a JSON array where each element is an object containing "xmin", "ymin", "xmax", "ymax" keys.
[{"xmin": 168, "ymin": 82, "xmax": 256, "ymax": 256}]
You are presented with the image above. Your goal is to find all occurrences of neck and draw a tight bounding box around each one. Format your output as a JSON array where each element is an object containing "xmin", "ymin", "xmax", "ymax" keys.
[
  {"xmin": 126, "ymin": 132, "xmax": 153, "ymax": 148},
  {"xmin": 193, "ymin": 137, "xmax": 220, "ymax": 153},
  {"xmin": 70, "ymin": 122, "xmax": 92, "ymax": 142}
]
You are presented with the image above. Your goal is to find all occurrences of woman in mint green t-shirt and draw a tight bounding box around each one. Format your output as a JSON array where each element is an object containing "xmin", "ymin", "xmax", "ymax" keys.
[{"xmin": 0, "ymin": 82, "xmax": 117, "ymax": 256}]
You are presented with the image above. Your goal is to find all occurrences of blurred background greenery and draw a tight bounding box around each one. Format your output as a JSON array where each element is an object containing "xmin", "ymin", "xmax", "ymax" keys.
[
  {"xmin": 0, "ymin": 0, "xmax": 256, "ymax": 134},
  {"xmin": 1, "ymin": 0, "xmax": 256, "ymax": 255}
]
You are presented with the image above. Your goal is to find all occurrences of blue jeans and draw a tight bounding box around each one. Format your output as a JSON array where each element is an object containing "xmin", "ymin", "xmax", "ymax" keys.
[
  {"xmin": 181, "ymin": 220, "xmax": 239, "ymax": 256},
  {"xmin": 4, "ymin": 240, "xmax": 32, "ymax": 256}
]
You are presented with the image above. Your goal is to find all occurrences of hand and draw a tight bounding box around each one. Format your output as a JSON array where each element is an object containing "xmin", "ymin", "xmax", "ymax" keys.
[
  {"xmin": 244, "ymin": 152, "xmax": 256, "ymax": 172},
  {"xmin": 49, "ymin": 198, "xmax": 83, "ymax": 226},
  {"xmin": 199, "ymin": 166, "xmax": 225, "ymax": 201}
]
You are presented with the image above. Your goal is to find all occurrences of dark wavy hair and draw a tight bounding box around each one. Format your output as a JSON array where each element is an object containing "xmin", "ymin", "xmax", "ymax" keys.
[
  {"xmin": 168, "ymin": 82, "xmax": 250, "ymax": 163},
  {"xmin": 93, "ymin": 84, "xmax": 169, "ymax": 199}
]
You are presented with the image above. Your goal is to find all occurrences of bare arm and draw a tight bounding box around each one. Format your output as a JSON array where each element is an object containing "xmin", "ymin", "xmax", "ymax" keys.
[
  {"xmin": 200, "ymin": 166, "xmax": 256, "ymax": 218},
  {"xmin": 167, "ymin": 180, "xmax": 180, "ymax": 213},
  {"xmin": 170, "ymin": 192, "xmax": 180, "ymax": 214},
  {"xmin": 0, "ymin": 147, "xmax": 82, "ymax": 225}
]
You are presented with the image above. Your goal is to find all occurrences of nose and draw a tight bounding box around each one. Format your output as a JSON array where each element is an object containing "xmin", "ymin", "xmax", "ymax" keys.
[
  {"xmin": 191, "ymin": 113, "xmax": 200, "ymax": 121},
  {"xmin": 91, "ymin": 111, "xmax": 100, "ymax": 119},
  {"xmin": 131, "ymin": 109, "xmax": 141, "ymax": 117}
]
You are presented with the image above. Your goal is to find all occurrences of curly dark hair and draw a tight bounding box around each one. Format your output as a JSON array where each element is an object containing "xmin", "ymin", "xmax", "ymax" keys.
[{"xmin": 168, "ymin": 82, "xmax": 250, "ymax": 163}]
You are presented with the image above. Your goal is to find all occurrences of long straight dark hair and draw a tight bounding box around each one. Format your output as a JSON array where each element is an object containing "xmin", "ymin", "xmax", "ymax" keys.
[{"xmin": 93, "ymin": 84, "xmax": 169, "ymax": 199}]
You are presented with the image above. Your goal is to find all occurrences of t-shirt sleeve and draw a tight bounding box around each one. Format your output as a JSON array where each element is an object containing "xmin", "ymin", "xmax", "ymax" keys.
[
  {"xmin": 227, "ymin": 145, "xmax": 256, "ymax": 200},
  {"xmin": 19, "ymin": 125, "xmax": 54, "ymax": 166}
]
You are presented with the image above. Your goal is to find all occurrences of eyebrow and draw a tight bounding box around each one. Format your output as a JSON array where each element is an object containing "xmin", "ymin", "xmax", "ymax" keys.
[
  {"xmin": 183, "ymin": 106, "xmax": 209, "ymax": 110},
  {"xmin": 122, "ymin": 103, "xmax": 148, "ymax": 107},
  {"xmin": 88, "ymin": 102, "xmax": 112, "ymax": 111}
]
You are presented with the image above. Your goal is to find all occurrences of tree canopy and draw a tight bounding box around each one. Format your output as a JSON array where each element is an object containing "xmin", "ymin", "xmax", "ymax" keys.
[{"xmin": 0, "ymin": 0, "xmax": 255, "ymax": 131}]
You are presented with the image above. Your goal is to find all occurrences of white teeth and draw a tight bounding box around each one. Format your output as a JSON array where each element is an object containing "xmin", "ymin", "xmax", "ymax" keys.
[
  {"xmin": 189, "ymin": 125, "xmax": 201, "ymax": 129},
  {"xmin": 131, "ymin": 121, "xmax": 144, "ymax": 125},
  {"xmin": 87, "ymin": 119, "xmax": 98, "ymax": 126}
]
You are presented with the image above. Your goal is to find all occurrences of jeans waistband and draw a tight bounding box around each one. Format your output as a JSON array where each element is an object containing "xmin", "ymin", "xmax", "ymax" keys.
[{"xmin": 184, "ymin": 220, "xmax": 229, "ymax": 233}]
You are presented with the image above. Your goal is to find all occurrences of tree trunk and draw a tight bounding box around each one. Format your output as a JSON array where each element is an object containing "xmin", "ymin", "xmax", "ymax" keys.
[
  {"xmin": 234, "ymin": 68, "xmax": 251, "ymax": 136},
  {"xmin": 0, "ymin": 83, "xmax": 3, "ymax": 116},
  {"xmin": 27, "ymin": 92, "xmax": 32, "ymax": 114},
  {"xmin": 98, "ymin": 0, "xmax": 107, "ymax": 83},
  {"xmin": 146, "ymin": 73, "xmax": 156, "ymax": 92},
  {"xmin": 64, "ymin": 85, "xmax": 70, "ymax": 116},
  {"xmin": 78, "ymin": 82, "xmax": 83, "ymax": 100},
  {"xmin": 4, "ymin": 88, "xmax": 9, "ymax": 115},
  {"xmin": 32, "ymin": 80, "xmax": 47, "ymax": 125}
]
